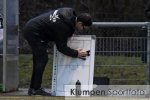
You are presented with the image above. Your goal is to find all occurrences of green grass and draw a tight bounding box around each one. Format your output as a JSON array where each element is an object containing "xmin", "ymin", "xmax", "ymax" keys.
[
  {"xmin": 19, "ymin": 54, "xmax": 53, "ymax": 88},
  {"xmin": 94, "ymin": 56, "xmax": 147, "ymax": 85},
  {"xmin": 19, "ymin": 54, "xmax": 147, "ymax": 88},
  {"xmin": 0, "ymin": 83, "xmax": 2, "ymax": 92}
]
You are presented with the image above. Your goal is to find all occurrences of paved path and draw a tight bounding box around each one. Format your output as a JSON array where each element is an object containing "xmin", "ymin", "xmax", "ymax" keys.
[{"xmin": 0, "ymin": 88, "xmax": 51, "ymax": 96}]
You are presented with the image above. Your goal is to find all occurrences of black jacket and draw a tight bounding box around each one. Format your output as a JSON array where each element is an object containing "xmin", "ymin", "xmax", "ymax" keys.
[{"xmin": 24, "ymin": 8, "xmax": 78, "ymax": 57}]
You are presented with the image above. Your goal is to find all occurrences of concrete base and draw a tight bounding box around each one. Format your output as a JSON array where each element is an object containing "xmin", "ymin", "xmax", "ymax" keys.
[
  {"xmin": 0, "ymin": 88, "xmax": 28, "ymax": 96},
  {"xmin": 0, "ymin": 88, "xmax": 51, "ymax": 96}
]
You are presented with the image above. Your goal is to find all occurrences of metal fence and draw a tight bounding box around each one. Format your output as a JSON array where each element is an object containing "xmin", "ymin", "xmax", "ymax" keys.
[
  {"xmin": 19, "ymin": 22, "xmax": 150, "ymax": 88},
  {"xmin": 93, "ymin": 22, "xmax": 149, "ymax": 85}
]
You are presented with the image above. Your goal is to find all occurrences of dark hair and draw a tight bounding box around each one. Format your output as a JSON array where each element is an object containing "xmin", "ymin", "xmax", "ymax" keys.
[{"xmin": 77, "ymin": 13, "xmax": 92, "ymax": 26}]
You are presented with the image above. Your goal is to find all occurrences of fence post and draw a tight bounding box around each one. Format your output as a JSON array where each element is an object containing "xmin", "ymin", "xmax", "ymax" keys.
[
  {"xmin": 2, "ymin": 0, "xmax": 19, "ymax": 92},
  {"xmin": 2, "ymin": 0, "xmax": 6, "ymax": 92},
  {"xmin": 147, "ymin": 22, "xmax": 150, "ymax": 96}
]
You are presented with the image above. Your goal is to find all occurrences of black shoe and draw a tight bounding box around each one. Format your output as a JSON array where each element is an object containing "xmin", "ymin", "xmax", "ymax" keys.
[{"xmin": 28, "ymin": 88, "xmax": 51, "ymax": 96}]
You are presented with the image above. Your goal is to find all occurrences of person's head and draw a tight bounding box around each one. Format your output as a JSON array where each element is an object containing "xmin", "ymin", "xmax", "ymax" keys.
[{"xmin": 75, "ymin": 13, "xmax": 92, "ymax": 33}]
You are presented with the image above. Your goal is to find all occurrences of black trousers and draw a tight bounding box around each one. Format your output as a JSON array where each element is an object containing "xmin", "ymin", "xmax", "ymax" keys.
[{"xmin": 24, "ymin": 31, "xmax": 48, "ymax": 90}]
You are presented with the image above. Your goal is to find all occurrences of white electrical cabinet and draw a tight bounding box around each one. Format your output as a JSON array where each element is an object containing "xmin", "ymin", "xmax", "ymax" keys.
[{"xmin": 52, "ymin": 35, "xmax": 96, "ymax": 96}]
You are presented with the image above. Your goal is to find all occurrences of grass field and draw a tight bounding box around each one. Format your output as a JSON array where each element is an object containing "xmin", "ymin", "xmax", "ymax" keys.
[
  {"xmin": 19, "ymin": 54, "xmax": 53, "ymax": 88},
  {"xmin": 19, "ymin": 54, "xmax": 147, "ymax": 88}
]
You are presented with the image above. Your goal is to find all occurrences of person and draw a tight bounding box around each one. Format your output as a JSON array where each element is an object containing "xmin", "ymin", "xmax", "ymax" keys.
[
  {"xmin": 146, "ymin": 0, "xmax": 150, "ymax": 20},
  {"xmin": 142, "ymin": 0, "xmax": 150, "ymax": 64},
  {"xmin": 23, "ymin": 7, "xmax": 92, "ymax": 96}
]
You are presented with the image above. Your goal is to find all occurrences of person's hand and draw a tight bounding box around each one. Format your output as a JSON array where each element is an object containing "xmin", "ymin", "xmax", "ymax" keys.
[{"xmin": 76, "ymin": 48, "xmax": 88, "ymax": 58}]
